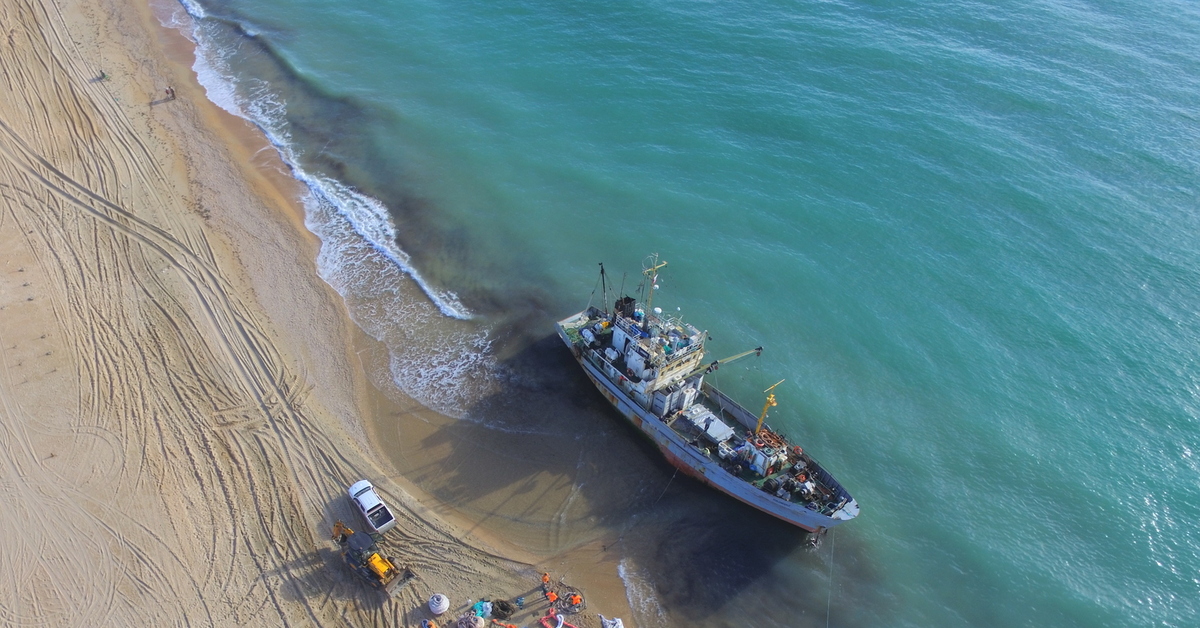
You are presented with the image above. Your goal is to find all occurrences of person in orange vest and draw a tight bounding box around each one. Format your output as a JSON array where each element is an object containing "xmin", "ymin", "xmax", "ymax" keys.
[
  {"xmin": 545, "ymin": 591, "xmax": 558, "ymax": 605},
  {"xmin": 541, "ymin": 572, "xmax": 551, "ymax": 591},
  {"xmin": 568, "ymin": 594, "xmax": 582, "ymax": 607}
]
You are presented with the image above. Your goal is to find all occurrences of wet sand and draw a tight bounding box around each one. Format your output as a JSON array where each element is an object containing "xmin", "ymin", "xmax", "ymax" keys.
[{"xmin": 0, "ymin": 0, "xmax": 629, "ymax": 624}]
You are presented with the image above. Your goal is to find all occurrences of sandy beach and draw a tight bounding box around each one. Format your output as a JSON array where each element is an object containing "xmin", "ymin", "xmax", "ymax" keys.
[{"xmin": 0, "ymin": 0, "xmax": 631, "ymax": 625}]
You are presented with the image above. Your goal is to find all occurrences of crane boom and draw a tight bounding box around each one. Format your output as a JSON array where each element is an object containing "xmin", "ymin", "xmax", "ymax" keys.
[{"xmin": 679, "ymin": 346, "xmax": 763, "ymax": 382}]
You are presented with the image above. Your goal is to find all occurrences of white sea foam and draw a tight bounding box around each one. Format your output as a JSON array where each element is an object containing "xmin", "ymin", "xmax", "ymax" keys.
[
  {"xmin": 303, "ymin": 177, "xmax": 496, "ymax": 413},
  {"xmin": 167, "ymin": 2, "xmax": 470, "ymax": 320},
  {"xmin": 617, "ymin": 559, "xmax": 668, "ymax": 628},
  {"xmin": 160, "ymin": 0, "xmax": 489, "ymax": 415},
  {"xmin": 190, "ymin": 29, "xmax": 247, "ymax": 120},
  {"xmin": 154, "ymin": 0, "xmax": 195, "ymax": 32},
  {"xmin": 297, "ymin": 171, "xmax": 471, "ymax": 320},
  {"xmin": 175, "ymin": 0, "xmax": 206, "ymax": 20}
]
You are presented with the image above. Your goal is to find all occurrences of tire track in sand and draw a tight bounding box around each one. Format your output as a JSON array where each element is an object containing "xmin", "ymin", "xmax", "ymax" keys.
[{"xmin": 0, "ymin": 0, "xmax": 534, "ymax": 626}]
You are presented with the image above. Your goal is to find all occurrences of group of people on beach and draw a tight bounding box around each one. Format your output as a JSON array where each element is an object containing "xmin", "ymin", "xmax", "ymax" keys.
[
  {"xmin": 541, "ymin": 572, "xmax": 584, "ymax": 612},
  {"xmin": 424, "ymin": 571, "xmax": 592, "ymax": 628}
]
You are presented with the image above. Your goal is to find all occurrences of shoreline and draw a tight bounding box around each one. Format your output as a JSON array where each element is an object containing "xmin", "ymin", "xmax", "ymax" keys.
[
  {"xmin": 142, "ymin": 0, "xmax": 643, "ymax": 623},
  {"xmin": 0, "ymin": 0, "xmax": 635, "ymax": 625}
]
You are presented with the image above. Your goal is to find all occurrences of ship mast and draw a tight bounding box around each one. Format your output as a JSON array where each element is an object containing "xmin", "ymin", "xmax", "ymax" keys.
[
  {"xmin": 641, "ymin": 255, "xmax": 668, "ymax": 332},
  {"xmin": 755, "ymin": 379, "xmax": 785, "ymax": 435},
  {"xmin": 599, "ymin": 262, "xmax": 609, "ymax": 318}
]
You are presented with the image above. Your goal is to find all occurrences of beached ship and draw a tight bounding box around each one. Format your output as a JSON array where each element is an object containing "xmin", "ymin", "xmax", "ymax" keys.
[{"xmin": 555, "ymin": 256, "xmax": 859, "ymax": 532}]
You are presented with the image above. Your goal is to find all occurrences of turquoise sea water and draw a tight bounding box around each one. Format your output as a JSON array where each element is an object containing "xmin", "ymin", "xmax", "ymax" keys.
[{"xmin": 167, "ymin": 0, "xmax": 1200, "ymax": 625}]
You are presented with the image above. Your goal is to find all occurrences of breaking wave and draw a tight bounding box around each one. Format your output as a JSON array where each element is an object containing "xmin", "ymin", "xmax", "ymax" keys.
[
  {"xmin": 618, "ymin": 559, "xmax": 668, "ymax": 628},
  {"xmin": 160, "ymin": 0, "xmax": 495, "ymax": 415}
]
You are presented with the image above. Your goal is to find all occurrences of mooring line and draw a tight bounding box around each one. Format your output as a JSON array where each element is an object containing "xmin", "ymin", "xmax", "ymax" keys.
[
  {"xmin": 826, "ymin": 528, "xmax": 836, "ymax": 628},
  {"xmin": 654, "ymin": 467, "xmax": 680, "ymax": 505}
]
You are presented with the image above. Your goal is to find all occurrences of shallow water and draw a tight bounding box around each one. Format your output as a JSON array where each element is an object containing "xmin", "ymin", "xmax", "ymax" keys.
[{"xmin": 167, "ymin": 0, "xmax": 1200, "ymax": 625}]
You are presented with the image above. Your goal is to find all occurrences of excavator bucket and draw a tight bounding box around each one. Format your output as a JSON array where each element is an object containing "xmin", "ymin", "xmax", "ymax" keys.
[{"xmin": 384, "ymin": 566, "xmax": 416, "ymax": 596}]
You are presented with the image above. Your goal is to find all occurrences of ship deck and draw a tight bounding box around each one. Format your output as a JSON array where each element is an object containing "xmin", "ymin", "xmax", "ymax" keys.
[
  {"xmin": 661, "ymin": 392, "xmax": 850, "ymax": 516},
  {"xmin": 560, "ymin": 310, "xmax": 854, "ymax": 519}
]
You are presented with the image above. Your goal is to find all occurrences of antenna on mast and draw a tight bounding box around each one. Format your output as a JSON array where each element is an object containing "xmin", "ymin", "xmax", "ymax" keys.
[
  {"xmin": 616, "ymin": 272, "xmax": 627, "ymax": 322},
  {"xmin": 641, "ymin": 254, "xmax": 668, "ymax": 332},
  {"xmin": 599, "ymin": 263, "xmax": 609, "ymax": 318}
]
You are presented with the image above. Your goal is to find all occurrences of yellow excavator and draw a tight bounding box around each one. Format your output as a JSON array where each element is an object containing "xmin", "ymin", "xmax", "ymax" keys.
[{"xmin": 331, "ymin": 521, "xmax": 415, "ymax": 595}]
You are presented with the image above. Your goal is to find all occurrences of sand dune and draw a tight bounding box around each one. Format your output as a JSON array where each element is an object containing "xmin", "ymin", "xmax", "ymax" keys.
[{"xmin": 0, "ymin": 0, "xmax": 562, "ymax": 625}]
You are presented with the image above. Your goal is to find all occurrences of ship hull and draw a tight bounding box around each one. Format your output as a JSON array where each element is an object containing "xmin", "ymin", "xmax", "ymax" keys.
[{"xmin": 557, "ymin": 324, "xmax": 849, "ymax": 532}]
